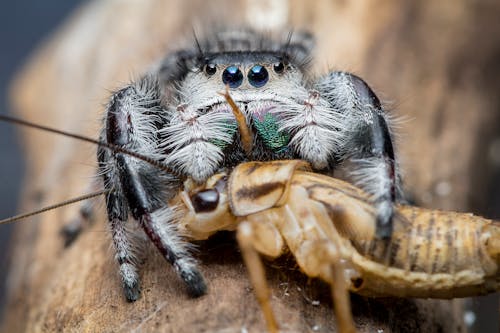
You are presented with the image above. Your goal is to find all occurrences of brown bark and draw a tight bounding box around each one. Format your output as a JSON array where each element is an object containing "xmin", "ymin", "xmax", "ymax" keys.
[{"xmin": 2, "ymin": 0, "xmax": 500, "ymax": 332}]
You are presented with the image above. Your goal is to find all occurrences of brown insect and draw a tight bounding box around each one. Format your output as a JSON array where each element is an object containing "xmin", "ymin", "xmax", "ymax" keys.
[{"xmin": 173, "ymin": 159, "xmax": 500, "ymax": 333}]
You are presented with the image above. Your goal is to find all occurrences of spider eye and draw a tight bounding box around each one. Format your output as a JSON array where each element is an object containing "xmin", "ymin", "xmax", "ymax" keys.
[
  {"xmin": 204, "ymin": 64, "xmax": 217, "ymax": 76},
  {"xmin": 222, "ymin": 66, "xmax": 243, "ymax": 88},
  {"xmin": 248, "ymin": 65, "xmax": 269, "ymax": 88},
  {"xmin": 273, "ymin": 62, "xmax": 285, "ymax": 74}
]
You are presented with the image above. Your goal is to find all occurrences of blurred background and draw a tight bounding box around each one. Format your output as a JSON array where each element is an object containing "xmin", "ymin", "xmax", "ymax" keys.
[
  {"xmin": 0, "ymin": 0, "xmax": 83, "ymax": 319},
  {"xmin": 0, "ymin": 1, "xmax": 498, "ymax": 332}
]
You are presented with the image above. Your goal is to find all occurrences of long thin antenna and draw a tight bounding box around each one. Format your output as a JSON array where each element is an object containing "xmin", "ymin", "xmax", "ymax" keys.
[
  {"xmin": 0, "ymin": 114, "xmax": 181, "ymax": 177},
  {"xmin": 0, "ymin": 189, "xmax": 109, "ymax": 225}
]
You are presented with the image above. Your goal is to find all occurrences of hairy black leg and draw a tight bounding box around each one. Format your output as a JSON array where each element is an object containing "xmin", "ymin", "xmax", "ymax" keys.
[
  {"xmin": 315, "ymin": 72, "xmax": 398, "ymax": 239},
  {"xmin": 108, "ymin": 191, "xmax": 142, "ymax": 301},
  {"xmin": 344, "ymin": 74, "xmax": 396, "ymax": 238},
  {"xmin": 99, "ymin": 147, "xmax": 141, "ymax": 301},
  {"xmin": 116, "ymin": 153, "xmax": 207, "ymax": 297},
  {"xmin": 102, "ymin": 78, "xmax": 206, "ymax": 299}
]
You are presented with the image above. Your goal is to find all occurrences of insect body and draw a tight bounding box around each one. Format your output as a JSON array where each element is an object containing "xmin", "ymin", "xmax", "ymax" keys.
[
  {"xmin": 176, "ymin": 160, "xmax": 500, "ymax": 333},
  {"xmin": 98, "ymin": 28, "xmax": 400, "ymax": 301}
]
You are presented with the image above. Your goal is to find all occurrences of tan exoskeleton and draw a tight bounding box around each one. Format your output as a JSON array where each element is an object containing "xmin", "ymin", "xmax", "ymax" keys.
[{"xmin": 174, "ymin": 160, "xmax": 500, "ymax": 333}]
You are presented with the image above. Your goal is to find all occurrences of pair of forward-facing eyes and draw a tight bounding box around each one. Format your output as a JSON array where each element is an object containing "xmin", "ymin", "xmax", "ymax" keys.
[{"xmin": 202, "ymin": 62, "xmax": 286, "ymax": 88}]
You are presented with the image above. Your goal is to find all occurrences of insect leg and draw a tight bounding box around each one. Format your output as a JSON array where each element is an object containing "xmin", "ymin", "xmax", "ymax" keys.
[
  {"xmin": 236, "ymin": 220, "xmax": 280, "ymax": 333},
  {"xmin": 291, "ymin": 237, "xmax": 356, "ymax": 333},
  {"xmin": 280, "ymin": 186, "xmax": 357, "ymax": 333},
  {"xmin": 316, "ymin": 71, "xmax": 398, "ymax": 239},
  {"xmin": 326, "ymin": 253, "xmax": 356, "ymax": 333}
]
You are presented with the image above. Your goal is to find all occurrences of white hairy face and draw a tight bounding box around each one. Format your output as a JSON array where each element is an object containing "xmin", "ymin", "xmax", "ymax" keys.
[{"xmin": 160, "ymin": 53, "xmax": 350, "ymax": 182}]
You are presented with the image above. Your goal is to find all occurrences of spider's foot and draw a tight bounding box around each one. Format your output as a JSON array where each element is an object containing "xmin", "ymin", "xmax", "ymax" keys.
[
  {"xmin": 124, "ymin": 281, "xmax": 141, "ymax": 302},
  {"xmin": 120, "ymin": 262, "xmax": 141, "ymax": 301},
  {"xmin": 182, "ymin": 267, "xmax": 207, "ymax": 298},
  {"xmin": 375, "ymin": 200, "xmax": 394, "ymax": 239}
]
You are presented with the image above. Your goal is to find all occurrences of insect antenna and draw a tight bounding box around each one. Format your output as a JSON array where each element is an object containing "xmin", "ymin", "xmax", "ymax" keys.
[
  {"xmin": 0, "ymin": 114, "xmax": 182, "ymax": 178},
  {"xmin": 0, "ymin": 189, "xmax": 109, "ymax": 225},
  {"xmin": 218, "ymin": 87, "xmax": 253, "ymax": 156}
]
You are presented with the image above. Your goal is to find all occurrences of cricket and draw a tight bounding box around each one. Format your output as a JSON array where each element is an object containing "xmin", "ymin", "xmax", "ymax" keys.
[{"xmin": 176, "ymin": 159, "xmax": 500, "ymax": 333}]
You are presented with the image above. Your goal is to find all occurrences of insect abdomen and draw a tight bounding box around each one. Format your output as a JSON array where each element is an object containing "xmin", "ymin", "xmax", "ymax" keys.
[
  {"xmin": 352, "ymin": 206, "xmax": 500, "ymax": 298},
  {"xmin": 291, "ymin": 170, "xmax": 500, "ymax": 297},
  {"xmin": 399, "ymin": 207, "xmax": 497, "ymax": 274}
]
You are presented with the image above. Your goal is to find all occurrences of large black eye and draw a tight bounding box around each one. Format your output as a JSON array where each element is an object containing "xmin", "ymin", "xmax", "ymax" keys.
[
  {"xmin": 190, "ymin": 189, "xmax": 219, "ymax": 213},
  {"xmin": 248, "ymin": 65, "xmax": 269, "ymax": 88},
  {"xmin": 273, "ymin": 62, "xmax": 285, "ymax": 74},
  {"xmin": 204, "ymin": 63, "xmax": 217, "ymax": 76},
  {"xmin": 222, "ymin": 66, "xmax": 243, "ymax": 88}
]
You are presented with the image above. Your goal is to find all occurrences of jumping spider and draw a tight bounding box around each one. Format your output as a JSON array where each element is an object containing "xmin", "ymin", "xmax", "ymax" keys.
[{"xmin": 96, "ymin": 28, "xmax": 400, "ymax": 301}]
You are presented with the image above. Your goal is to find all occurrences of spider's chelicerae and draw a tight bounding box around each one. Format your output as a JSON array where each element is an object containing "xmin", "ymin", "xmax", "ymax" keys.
[{"xmin": 96, "ymin": 28, "xmax": 401, "ymax": 301}]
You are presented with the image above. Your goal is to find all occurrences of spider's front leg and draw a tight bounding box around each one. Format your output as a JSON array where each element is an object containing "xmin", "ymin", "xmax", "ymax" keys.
[
  {"xmin": 315, "ymin": 72, "xmax": 398, "ymax": 239},
  {"xmin": 99, "ymin": 76, "xmax": 206, "ymax": 301}
]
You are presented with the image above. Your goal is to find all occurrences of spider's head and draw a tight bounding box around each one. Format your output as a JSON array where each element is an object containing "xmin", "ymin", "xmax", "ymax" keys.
[{"xmin": 161, "ymin": 30, "xmax": 316, "ymax": 182}]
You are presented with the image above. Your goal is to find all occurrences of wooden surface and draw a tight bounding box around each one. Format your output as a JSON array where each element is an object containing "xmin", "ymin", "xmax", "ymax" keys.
[{"xmin": 2, "ymin": 0, "xmax": 500, "ymax": 332}]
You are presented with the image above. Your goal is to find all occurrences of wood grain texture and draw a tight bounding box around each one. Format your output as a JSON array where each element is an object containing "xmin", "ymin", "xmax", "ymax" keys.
[{"xmin": 3, "ymin": 0, "xmax": 500, "ymax": 332}]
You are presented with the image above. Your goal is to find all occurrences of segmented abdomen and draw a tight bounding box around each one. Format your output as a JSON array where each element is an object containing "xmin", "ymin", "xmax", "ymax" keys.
[
  {"xmin": 359, "ymin": 207, "xmax": 496, "ymax": 272},
  {"xmin": 298, "ymin": 171, "xmax": 500, "ymax": 297},
  {"xmin": 349, "ymin": 206, "xmax": 500, "ymax": 297}
]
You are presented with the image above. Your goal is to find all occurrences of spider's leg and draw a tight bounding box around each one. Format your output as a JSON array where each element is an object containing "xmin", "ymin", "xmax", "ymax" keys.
[
  {"xmin": 316, "ymin": 72, "xmax": 398, "ymax": 239},
  {"xmin": 99, "ymin": 147, "xmax": 142, "ymax": 301},
  {"xmin": 115, "ymin": 152, "xmax": 206, "ymax": 297},
  {"xmin": 100, "ymin": 77, "xmax": 206, "ymax": 300}
]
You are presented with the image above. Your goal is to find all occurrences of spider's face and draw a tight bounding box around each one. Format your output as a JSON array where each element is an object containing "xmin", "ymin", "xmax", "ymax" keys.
[
  {"xmin": 171, "ymin": 52, "xmax": 309, "ymax": 154},
  {"xmin": 161, "ymin": 31, "xmax": 319, "ymax": 182}
]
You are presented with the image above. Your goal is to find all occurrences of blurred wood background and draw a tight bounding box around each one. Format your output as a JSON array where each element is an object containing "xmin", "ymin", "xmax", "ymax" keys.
[{"xmin": 2, "ymin": 0, "xmax": 500, "ymax": 332}]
